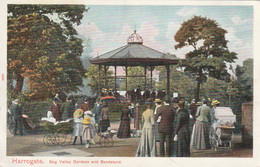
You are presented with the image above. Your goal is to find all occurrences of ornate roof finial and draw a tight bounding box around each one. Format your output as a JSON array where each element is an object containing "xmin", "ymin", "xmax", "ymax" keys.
[{"xmin": 127, "ymin": 30, "xmax": 143, "ymax": 44}]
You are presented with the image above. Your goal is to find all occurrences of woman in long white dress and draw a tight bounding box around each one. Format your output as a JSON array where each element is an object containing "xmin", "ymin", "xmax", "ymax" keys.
[{"xmin": 136, "ymin": 102, "xmax": 156, "ymax": 157}]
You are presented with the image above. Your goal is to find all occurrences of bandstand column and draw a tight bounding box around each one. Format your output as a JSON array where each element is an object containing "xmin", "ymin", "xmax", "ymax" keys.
[
  {"xmin": 104, "ymin": 65, "xmax": 107, "ymax": 89},
  {"xmin": 150, "ymin": 66, "xmax": 153, "ymax": 89},
  {"xmin": 144, "ymin": 66, "xmax": 147, "ymax": 89},
  {"xmin": 125, "ymin": 66, "xmax": 128, "ymax": 91},
  {"xmin": 166, "ymin": 65, "xmax": 170, "ymax": 97},
  {"xmin": 98, "ymin": 64, "xmax": 101, "ymax": 97},
  {"xmin": 114, "ymin": 66, "xmax": 117, "ymax": 91}
]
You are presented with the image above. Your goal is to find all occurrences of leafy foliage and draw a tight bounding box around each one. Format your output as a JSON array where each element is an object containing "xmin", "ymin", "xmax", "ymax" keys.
[
  {"xmin": 174, "ymin": 16, "xmax": 237, "ymax": 100},
  {"xmin": 7, "ymin": 5, "xmax": 88, "ymax": 100},
  {"xmin": 121, "ymin": 66, "xmax": 155, "ymax": 90},
  {"xmin": 235, "ymin": 59, "xmax": 253, "ymax": 102},
  {"xmin": 85, "ymin": 65, "xmax": 115, "ymax": 95}
]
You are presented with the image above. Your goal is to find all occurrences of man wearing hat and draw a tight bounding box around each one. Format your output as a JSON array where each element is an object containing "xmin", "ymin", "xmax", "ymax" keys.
[
  {"xmin": 108, "ymin": 88, "xmax": 113, "ymax": 96},
  {"xmin": 61, "ymin": 96, "xmax": 75, "ymax": 120},
  {"xmin": 10, "ymin": 99, "xmax": 24, "ymax": 136},
  {"xmin": 49, "ymin": 98, "xmax": 62, "ymax": 121},
  {"xmin": 93, "ymin": 98, "xmax": 103, "ymax": 124},
  {"xmin": 155, "ymin": 99, "xmax": 175, "ymax": 157}
]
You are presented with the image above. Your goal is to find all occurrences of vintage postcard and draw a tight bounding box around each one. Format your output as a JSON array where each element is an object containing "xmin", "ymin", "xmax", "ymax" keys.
[{"xmin": 1, "ymin": 0, "xmax": 259, "ymax": 166}]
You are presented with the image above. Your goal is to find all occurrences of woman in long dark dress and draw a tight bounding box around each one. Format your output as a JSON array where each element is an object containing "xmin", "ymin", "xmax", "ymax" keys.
[
  {"xmin": 172, "ymin": 101, "xmax": 190, "ymax": 157},
  {"xmin": 117, "ymin": 104, "xmax": 132, "ymax": 138}
]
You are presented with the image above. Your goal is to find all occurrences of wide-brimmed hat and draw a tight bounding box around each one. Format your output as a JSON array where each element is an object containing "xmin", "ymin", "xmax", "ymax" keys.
[
  {"xmin": 211, "ymin": 100, "xmax": 220, "ymax": 106},
  {"xmin": 154, "ymin": 99, "xmax": 162, "ymax": 103},
  {"xmin": 73, "ymin": 109, "xmax": 83, "ymax": 118},
  {"xmin": 196, "ymin": 102, "xmax": 202, "ymax": 106},
  {"xmin": 84, "ymin": 110, "xmax": 92, "ymax": 115}
]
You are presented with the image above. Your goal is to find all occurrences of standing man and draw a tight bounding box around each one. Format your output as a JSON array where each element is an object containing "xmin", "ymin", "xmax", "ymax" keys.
[
  {"xmin": 81, "ymin": 99, "xmax": 90, "ymax": 113},
  {"xmin": 49, "ymin": 98, "xmax": 62, "ymax": 121},
  {"xmin": 10, "ymin": 99, "xmax": 23, "ymax": 136},
  {"xmin": 61, "ymin": 96, "xmax": 75, "ymax": 120},
  {"xmin": 155, "ymin": 99, "xmax": 175, "ymax": 157},
  {"xmin": 93, "ymin": 98, "xmax": 103, "ymax": 124}
]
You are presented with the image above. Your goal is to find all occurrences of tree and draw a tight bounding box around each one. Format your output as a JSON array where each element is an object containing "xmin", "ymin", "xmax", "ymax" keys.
[
  {"xmin": 7, "ymin": 5, "xmax": 88, "ymax": 100},
  {"xmin": 121, "ymin": 66, "xmax": 156, "ymax": 91},
  {"xmin": 235, "ymin": 59, "xmax": 253, "ymax": 102},
  {"xmin": 174, "ymin": 16, "xmax": 237, "ymax": 101},
  {"xmin": 85, "ymin": 65, "xmax": 115, "ymax": 95},
  {"xmin": 156, "ymin": 65, "xmax": 196, "ymax": 100}
]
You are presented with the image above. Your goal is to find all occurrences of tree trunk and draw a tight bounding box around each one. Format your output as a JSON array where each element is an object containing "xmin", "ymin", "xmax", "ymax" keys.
[
  {"xmin": 195, "ymin": 69, "xmax": 202, "ymax": 102},
  {"xmin": 14, "ymin": 73, "xmax": 24, "ymax": 93}
]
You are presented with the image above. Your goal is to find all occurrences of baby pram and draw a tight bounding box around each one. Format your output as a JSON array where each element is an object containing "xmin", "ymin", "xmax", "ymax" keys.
[{"xmin": 210, "ymin": 107, "xmax": 236, "ymax": 151}]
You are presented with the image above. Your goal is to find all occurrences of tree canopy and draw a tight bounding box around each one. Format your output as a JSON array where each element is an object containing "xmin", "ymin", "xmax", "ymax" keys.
[
  {"xmin": 174, "ymin": 16, "xmax": 237, "ymax": 101},
  {"xmin": 7, "ymin": 5, "xmax": 88, "ymax": 100}
]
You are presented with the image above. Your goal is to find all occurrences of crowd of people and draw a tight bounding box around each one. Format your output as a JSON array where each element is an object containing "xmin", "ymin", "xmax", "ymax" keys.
[
  {"xmin": 9, "ymin": 91, "xmax": 221, "ymax": 157},
  {"xmin": 135, "ymin": 98, "xmax": 221, "ymax": 157}
]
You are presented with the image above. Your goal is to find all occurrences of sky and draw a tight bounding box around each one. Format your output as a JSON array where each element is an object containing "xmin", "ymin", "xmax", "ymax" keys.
[{"xmin": 76, "ymin": 5, "xmax": 253, "ymax": 67}]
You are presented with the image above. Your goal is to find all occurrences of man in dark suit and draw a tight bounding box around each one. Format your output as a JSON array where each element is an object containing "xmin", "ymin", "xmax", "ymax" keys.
[
  {"xmin": 155, "ymin": 99, "xmax": 175, "ymax": 157},
  {"xmin": 10, "ymin": 99, "xmax": 23, "ymax": 136}
]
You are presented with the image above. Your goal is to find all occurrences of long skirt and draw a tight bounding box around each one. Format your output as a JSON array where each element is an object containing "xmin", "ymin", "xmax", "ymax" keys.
[
  {"xmin": 172, "ymin": 129, "xmax": 190, "ymax": 157},
  {"xmin": 82, "ymin": 124, "xmax": 94, "ymax": 141},
  {"xmin": 136, "ymin": 127, "xmax": 156, "ymax": 157},
  {"xmin": 117, "ymin": 119, "xmax": 131, "ymax": 138},
  {"xmin": 99, "ymin": 119, "xmax": 110, "ymax": 132},
  {"xmin": 190, "ymin": 120, "xmax": 211, "ymax": 150}
]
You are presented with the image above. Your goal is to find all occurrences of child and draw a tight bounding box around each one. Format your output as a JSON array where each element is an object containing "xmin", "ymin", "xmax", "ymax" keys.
[
  {"xmin": 82, "ymin": 110, "xmax": 94, "ymax": 148},
  {"xmin": 72, "ymin": 109, "xmax": 83, "ymax": 145}
]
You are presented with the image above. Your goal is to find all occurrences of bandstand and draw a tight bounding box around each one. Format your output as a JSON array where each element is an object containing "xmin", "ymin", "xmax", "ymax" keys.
[{"xmin": 90, "ymin": 31, "xmax": 180, "ymax": 97}]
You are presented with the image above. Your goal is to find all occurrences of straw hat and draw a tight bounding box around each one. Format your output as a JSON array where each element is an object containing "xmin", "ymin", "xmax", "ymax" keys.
[
  {"xmin": 154, "ymin": 99, "xmax": 162, "ymax": 103},
  {"xmin": 84, "ymin": 110, "xmax": 92, "ymax": 115},
  {"xmin": 211, "ymin": 100, "xmax": 220, "ymax": 106},
  {"xmin": 196, "ymin": 102, "xmax": 202, "ymax": 106},
  {"xmin": 73, "ymin": 109, "xmax": 83, "ymax": 118}
]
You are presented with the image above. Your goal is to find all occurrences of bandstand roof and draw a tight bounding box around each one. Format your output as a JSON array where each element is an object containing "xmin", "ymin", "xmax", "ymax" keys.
[{"xmin": 89, "ymin": 31, "xmax": 180, "ymax": 66}]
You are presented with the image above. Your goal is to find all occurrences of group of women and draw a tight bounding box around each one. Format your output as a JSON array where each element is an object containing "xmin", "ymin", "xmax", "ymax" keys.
[
  {"xmin": 133, "ymin": 99, "xmax": 220, "ymax": 157},
  {"xmin": 135, "ymin": 100, "xmax": 190, "ymax": 157}
]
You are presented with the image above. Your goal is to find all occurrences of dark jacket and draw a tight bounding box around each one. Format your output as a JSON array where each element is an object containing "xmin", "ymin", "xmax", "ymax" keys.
[
  {"xmin": 61, "ymin": 102, "xmax": 75, "ymax": 120},
  {"xmin": 155, "ymin": 105, "xmax": 175, "ymax": 133},
  {"xmin": 10, "ymin": 104, "xmax": 23, "ymax": 119},
  {"xmin": 49, "ymin": 103, "xmax": 62, "ymax": 121},
  {"xmin": 101, "ymin": 106, "xmax": 109, "ymax": 120}
]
